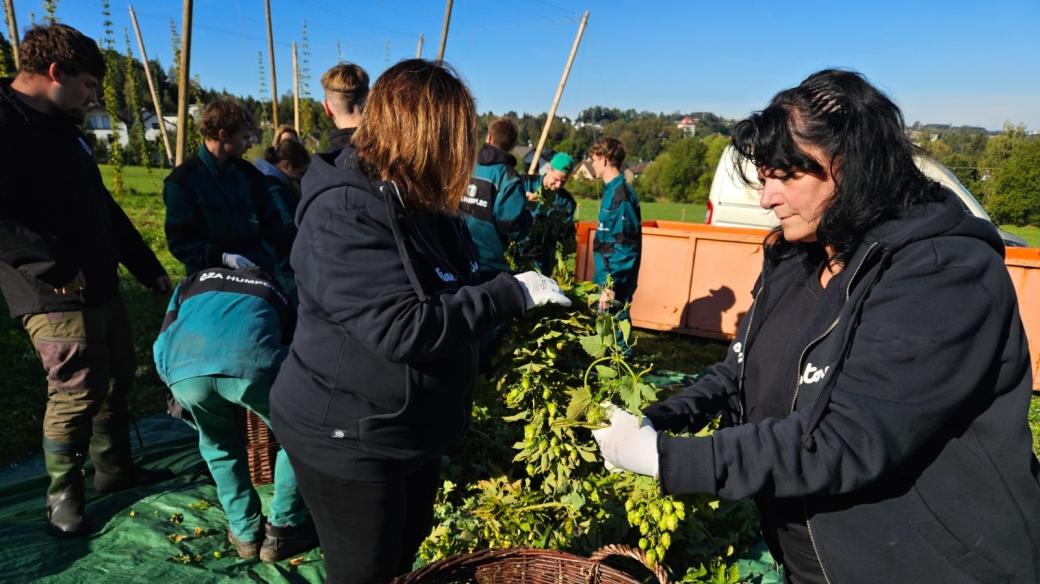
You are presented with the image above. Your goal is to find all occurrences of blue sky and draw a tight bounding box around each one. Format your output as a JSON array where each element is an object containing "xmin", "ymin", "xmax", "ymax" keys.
[{"xmin": 10, "ymin": 0, "xmax": 1040, "ymax": 130}]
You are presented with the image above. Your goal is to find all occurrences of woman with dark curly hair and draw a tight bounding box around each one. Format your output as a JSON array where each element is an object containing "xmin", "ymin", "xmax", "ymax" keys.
[
  {"xmin": 592, "ymin": 69, "xmax": 1040, "ymax": 583},
  {"xmin": 270, "ymin": 59, "xmax": 570, "ymax": 583}
]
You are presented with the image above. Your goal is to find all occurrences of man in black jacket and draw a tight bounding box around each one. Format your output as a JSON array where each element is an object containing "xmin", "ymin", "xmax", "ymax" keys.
[{"xmin": 0, "ymin": 24, "xmax": 172, "ymax": 537}]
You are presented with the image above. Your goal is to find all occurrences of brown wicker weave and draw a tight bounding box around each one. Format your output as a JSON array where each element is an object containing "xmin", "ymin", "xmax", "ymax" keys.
[
  {"xmin": 392, "ymin": 544, "xmax": 670, "ymax": 584},
  {"xmin": 237, "ymin": 407, "xmax": 278, "ymax": 486}
]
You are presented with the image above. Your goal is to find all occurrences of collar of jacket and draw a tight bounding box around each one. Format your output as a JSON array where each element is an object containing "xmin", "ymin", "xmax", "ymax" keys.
[
  {"xmin": 0, "ymin": 77, "xmax": 80, "ymax": 133},
  {"xmin": 604, "ymin": 173, "xmax": 626, "ymax": 195},
  {"xmin": 197, "ymin": 143, "xmax": 237, "ymax": 178},
  {"xmin": 477, "ymin": 144, "xmax": 517, "ymax": 168}
]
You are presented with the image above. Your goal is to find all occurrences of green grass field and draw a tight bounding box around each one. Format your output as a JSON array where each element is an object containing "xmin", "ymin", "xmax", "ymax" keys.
[
  {"xmin": 575, "ymin": 196, "xmax": 1040, "ymax": 246},
  {"xmin": 0, "ymin": 165, "xmax": 1037, "ymax": 467}
]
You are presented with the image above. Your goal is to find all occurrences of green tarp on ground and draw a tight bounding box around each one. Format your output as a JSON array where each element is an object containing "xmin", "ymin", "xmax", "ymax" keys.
[
  {"xmin": 0, "ymin": 413, "xmax": 781, "ymax": 583},
  {"xmin": 0, "ymin": 415, "xmax": 325, "ymax": 583}
]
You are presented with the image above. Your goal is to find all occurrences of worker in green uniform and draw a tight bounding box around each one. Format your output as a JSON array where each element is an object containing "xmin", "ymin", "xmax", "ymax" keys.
[
  {"xmin": 521, "ymin": 152, "xmax": 578, "ymax": 275},
  {"xmin": 589, "ymin": 137, "xmax": 641, "ymax": 315},
  {"xmin": 461, "ymin": 117, "xmax": 532, "ymax": 282},
  {"xmin": 163, "ymin": 99, "xmax": 290, "ymax": 277}
]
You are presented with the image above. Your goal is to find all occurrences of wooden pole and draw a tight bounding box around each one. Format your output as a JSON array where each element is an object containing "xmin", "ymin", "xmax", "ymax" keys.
[
  {"xmin": 292, "ymin": 41, "xmax": 299, "ymax": 134},
  {"xmin": 129, "ymin": 4, "xmax": 173, "ymax": 166},
  {"xmin": 528, "ymin": 10, "xmax": 589, "ymax": 175},
  {"xmin": 264, "ymin": 0, "xmax": 279, "ymax": 129},
  {"xmin": 415, "ymin": 33, "xmax": 423, "ymax": 58},
  {"xmin": 174, "ymin": 0, "xmax": 193, "ymax": 165},
  {"xmin": 435, "ymin": 0, "xmax": 452, "ymax": 63},
  {"xmin": 4, "ymin": 0, "xmax": 18, "ymax": 69}
]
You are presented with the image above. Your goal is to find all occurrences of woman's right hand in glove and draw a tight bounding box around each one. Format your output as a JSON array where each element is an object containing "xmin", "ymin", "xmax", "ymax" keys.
[{"xmin": 512, "ymin": 271, "xmax": 572, "ymax": 310}]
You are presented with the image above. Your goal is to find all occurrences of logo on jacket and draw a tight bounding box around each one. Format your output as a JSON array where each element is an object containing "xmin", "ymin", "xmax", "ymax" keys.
[
  {"xmin": 462, "ymin": 184, "xmax": 487, "ymax": 208},
  {"xmin": 732, "ymin": 341, "xmax": 744, "ymax": 364},
  {"xmin": 435, "ymin": 267, "xmax": 458, "ymax": 283},
  {"xmin": 800, "ymin": 362, "xmax": 830, "ymax": 385}
]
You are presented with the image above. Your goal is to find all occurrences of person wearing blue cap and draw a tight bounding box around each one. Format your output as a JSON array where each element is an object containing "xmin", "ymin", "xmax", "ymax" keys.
[{"xmin": 520, "ymin": 152, "xmax": 578, "ymax": 275}]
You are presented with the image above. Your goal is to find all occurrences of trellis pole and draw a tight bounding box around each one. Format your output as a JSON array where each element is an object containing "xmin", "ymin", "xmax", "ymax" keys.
[
  {"xmin": 435, "ymin": 0, "xmax": 452, "ymax": 63},
  {"xmin": 174, "ymin": 0, "xmax": 193, "ymax": 165},
  {"xmin": 4, "ymin": 0, "xmax": 19, "ymax": 69},
  {"xmin": 527, "ymin": 10, "xmax": 589, "ymax": 175},
  {"xmin": 292, "ymin": 40, "xmax": 299, "ymax": 133},
  {"xmin": 264, "ymin": 0, "xmax": 279, "ymax": 128},
  {"xmin": 129, "ymin": 4, "xmax": 173, "ymax": 165}
]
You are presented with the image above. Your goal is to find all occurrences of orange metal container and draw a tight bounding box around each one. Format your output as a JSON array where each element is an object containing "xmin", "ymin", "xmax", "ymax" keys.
[{"xmin": 575, "ymin": 221, "xmax": 1040, "ymax": 390}]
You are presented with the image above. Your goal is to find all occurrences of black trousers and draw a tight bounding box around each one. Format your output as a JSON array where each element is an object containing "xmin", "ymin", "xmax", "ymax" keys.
[{"xmin": 288, "ymin": 453, "xmax": 441, "ymax": 584}]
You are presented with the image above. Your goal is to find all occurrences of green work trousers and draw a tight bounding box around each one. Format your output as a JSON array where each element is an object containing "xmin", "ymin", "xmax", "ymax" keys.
[
  {"xmin": 22, "ymin": 296, "xmax": 135, "ymax": 463},
  {"xmin": 170, "ymin": 374, "xmax": 306, "ymax": 542}
]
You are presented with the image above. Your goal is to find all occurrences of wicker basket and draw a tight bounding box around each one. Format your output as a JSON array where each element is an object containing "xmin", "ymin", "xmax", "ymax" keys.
[
  {"xmin": 236, "ymin": 406, "xmax": 278, "ymax": 486},
  {"xmin": 392, "ymin": 544, "xmax": 669, "ymax": 584}
]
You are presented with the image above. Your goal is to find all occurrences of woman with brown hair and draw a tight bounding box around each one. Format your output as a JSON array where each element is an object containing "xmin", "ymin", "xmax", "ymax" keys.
[{"xmin": 269, "ymin": 59, "xmax": 569, "ymax": 583}]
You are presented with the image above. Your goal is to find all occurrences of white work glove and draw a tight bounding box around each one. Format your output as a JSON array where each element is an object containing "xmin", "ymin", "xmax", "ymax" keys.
[
  {"xmin": 591, "ymin": 404, "xmax": 660, "ymax": 477},
  {"xmin": 512, "ymin": 271, "xmax": 572, "ymax": 309},
  {"xmin": 222, "ymin": 253, "xmax": 257, "ymax": 270}
]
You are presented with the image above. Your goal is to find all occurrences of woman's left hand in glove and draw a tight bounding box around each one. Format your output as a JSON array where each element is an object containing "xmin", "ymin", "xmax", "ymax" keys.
[{"xmin": 591, "ymin": 405, "xmax": 659, "ymax": 477}]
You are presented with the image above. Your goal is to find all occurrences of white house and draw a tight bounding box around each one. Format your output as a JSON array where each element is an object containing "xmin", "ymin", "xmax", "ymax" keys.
[
  {"xmin": 85, "ymin": 107, "xmax": 128, "ymax": 147},
  {"xmin": 140, "ymin": 111, "xmax": 178, "ymax": 143},
  {"xmin": 677, "ymin": 116, "xmax": 697, "ymax": 136},
  {"xmin": 86, "ymin": 105, "xmax": 200, "ymax": 147}
]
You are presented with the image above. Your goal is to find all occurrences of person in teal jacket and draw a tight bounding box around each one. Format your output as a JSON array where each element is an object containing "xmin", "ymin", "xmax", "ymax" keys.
[
  {"xmin": 254, "ymin": 139, "xmax": 310, "ymax": 304},
  {"xmin": 163, "ymin": 99, "xmax": 290, "ymax": 277},
  {"xmin": 521, "ymin": 152, "xmax": 578, "ymax": 275},
  {"xmin": 460, "ymin": 117, "xmax": 532, "ymax": 281},
  {"xmin": 154, "ymin": 267, "xmax": 317, "ymax": 563},
  {"xmin": 589, "ymin": 137, "xmax": 641, "ymax": 312}
]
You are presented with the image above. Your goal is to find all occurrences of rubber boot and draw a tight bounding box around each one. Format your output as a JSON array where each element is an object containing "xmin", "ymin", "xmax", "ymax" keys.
[
  {"xmin": 91, "ymin": 412, "xmax": 173, "ymax": 494},
  {"xmin": 44, "ymin": 451, "xmax": 89, "ymax": 537}
]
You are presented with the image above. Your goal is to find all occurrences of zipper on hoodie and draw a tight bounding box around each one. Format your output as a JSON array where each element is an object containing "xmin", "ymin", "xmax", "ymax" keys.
[
  {"xmin": 734, "ymin": 289, "xmax": 760, "ymax": 424},
  {"xmin": 789, "ymin": 241, "xmax": 879, "ymax": 584}
]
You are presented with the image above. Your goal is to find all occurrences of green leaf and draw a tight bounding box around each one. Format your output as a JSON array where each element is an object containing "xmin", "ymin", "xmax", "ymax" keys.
[
  {"xmin": 637, "ymin": 382, "xmax": 656, "ymax": 403},
  {"xmin": 619, "ymin": 319, "xmax": 632, "ymax": 342},
  {"xmin": 577, "ymin": 448, "xmax": 598, "ymax": 463},
  {"xmin": 594, "ymin": 365, "xmax": 618, "ymax": 379},
  {"xmin": 579, "ymin": 335, "xmax": 606, "ymax": 358},
  {"xmin": 560, "ymin": 492, "xmax": 585, "ymax": 511},
  {"xmin": 502, "ymin": 411, "xmax": 530, "ymax": 422},
  {"xmin": 619, "ymin": 382, "xmax": 642, "ymax": 414},
  {"xmin": 565, "ymin": 386, "xmax": 592, "ymax": 420}
]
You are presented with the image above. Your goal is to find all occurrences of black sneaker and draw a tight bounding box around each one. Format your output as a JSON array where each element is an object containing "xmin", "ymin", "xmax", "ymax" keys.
[{"xmin": 259, "ymin": 517, "xmax": 319, "ymax": 563}]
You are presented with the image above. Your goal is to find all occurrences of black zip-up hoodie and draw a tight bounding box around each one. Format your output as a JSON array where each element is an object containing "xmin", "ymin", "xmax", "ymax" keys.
[
  {"xmin": 269, "ymin": 147, "xmax": 527, "ymax": 478},
  {"xmin": 0, "ymin": 78, "xmax": 165, "ymax": 316},
  {"xmin": 645, "ymin": 190, "xmax": 1040, "ymax": 583}
]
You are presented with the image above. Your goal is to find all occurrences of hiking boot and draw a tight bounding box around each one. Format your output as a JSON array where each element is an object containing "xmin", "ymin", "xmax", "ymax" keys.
[
  {"xmin": 259, "ymin": 518, "xmax": 319, "ymax": 563},
  {"xmin": 228, "ymin": 527, "xmax": 263, "ymax": 559},
  {"xmin": 94, "ymin": 465, "xmax": 175, "ymax": 494},
  {"xmin": 44, "ymin": 451, "xmax": 89, "ymax": 538}
]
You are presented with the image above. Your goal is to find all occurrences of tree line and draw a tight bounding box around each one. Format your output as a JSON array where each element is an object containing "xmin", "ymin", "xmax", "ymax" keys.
[{"xmin": 3, "ymin": 24, "xmax": 1036, "ymax": 226}]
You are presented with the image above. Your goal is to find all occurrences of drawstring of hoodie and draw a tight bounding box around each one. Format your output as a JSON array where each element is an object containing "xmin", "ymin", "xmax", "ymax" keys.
[{"xmin": 801, "ymin": 249, "xmax": 893, "ymax": 452}]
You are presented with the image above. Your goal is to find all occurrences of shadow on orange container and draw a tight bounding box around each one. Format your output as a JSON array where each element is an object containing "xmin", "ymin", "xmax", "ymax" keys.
[{"xmin": 575, "ymin": 221, "xmax": 1040, "ymax": 391}]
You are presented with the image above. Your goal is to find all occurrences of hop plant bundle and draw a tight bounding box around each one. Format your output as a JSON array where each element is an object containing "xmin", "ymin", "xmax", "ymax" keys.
[{"xmin": 419, "ymin": 269, "xmax": 760, "ymax": 582}]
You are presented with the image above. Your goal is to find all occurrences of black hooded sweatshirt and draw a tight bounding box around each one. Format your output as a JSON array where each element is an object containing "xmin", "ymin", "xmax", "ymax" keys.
[
  {"xmin": 644, "ymin": 190, "xmax": 1040, "ymax": 583},
  {"xmin": 0, "ymin": 78, "xmax": 165, "ymax": 316},
  {"xmin": 269, "ymin": 147, "xmax": 527, "ymax": 480}
]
